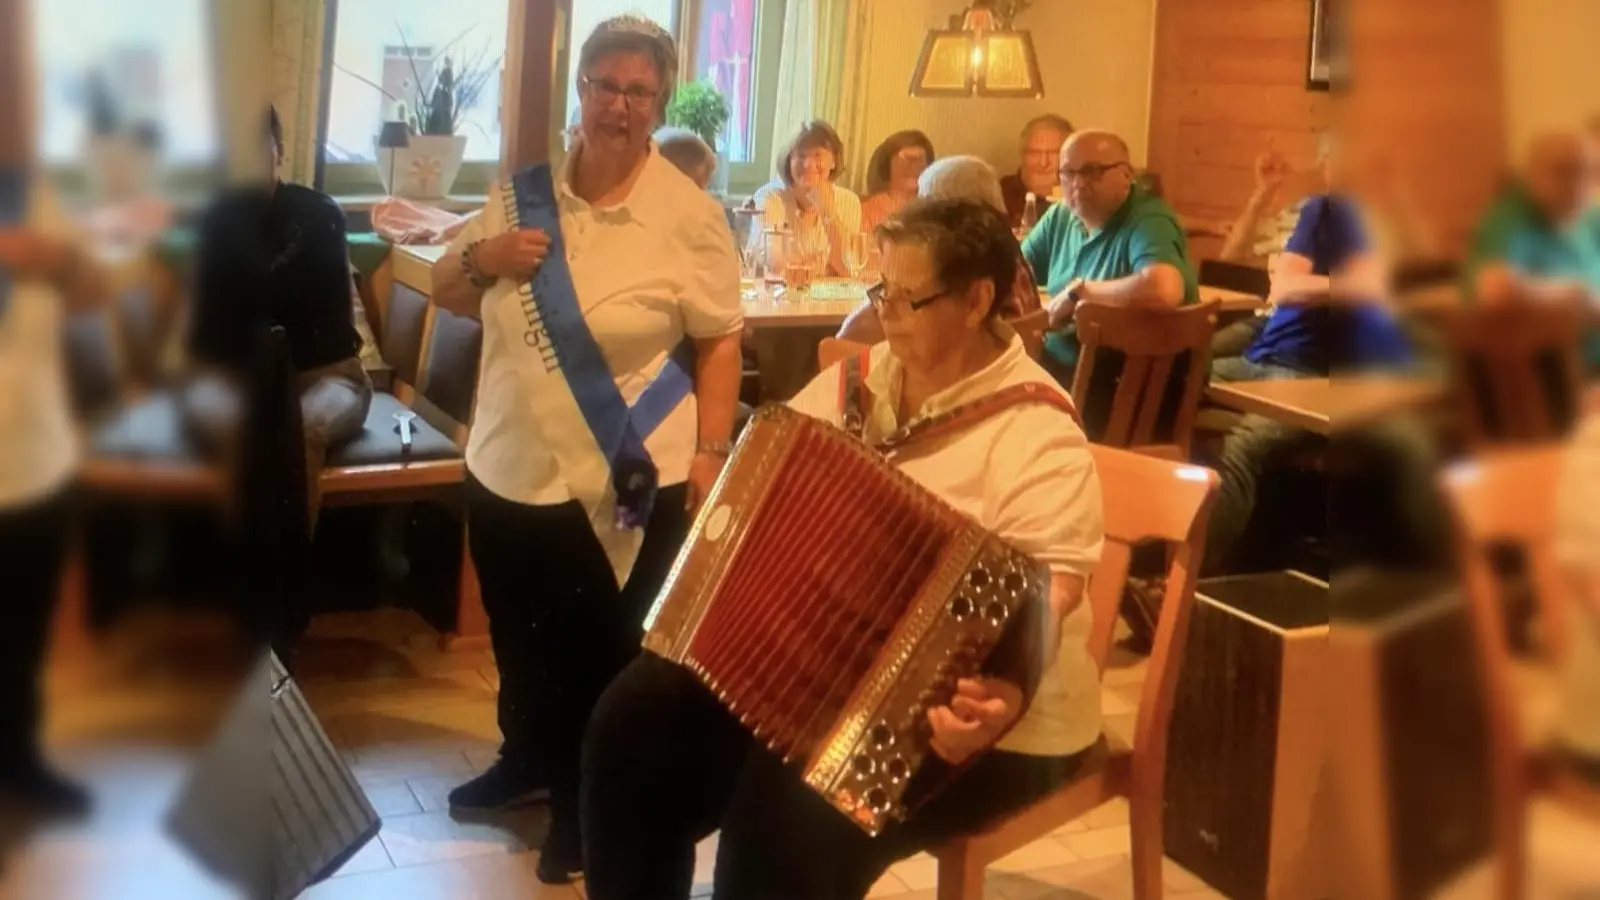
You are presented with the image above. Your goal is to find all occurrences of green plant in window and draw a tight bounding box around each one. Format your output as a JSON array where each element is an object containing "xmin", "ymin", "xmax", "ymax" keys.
[
  {"xmin": 336, "ymin": 25, "xmax": 501, "ymax": 137},
  {"xmin": 665, "ymin": 81, "xmax": 731, "ymax": 152}
]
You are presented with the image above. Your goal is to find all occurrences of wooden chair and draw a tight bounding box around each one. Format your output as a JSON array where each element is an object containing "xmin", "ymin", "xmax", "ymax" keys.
[
  {"xmin": 1441, "ymin": 447, "xmax": 1600, "ymax": 900},
  {"xmin": 817, "ymin": 337, "xmax": 868, "ymax": 372},
  {"xmin": 1071, "ymin": 301, "xmax": 1219, "ymax": 460},
  {"xmin": 1436, "ymin": 301, "xmax": 1585, "ymax": 447},
  {"xmin": 933, "ymin": 446, "xmax": 1218, "ymax": 899},
  {"xmin": 320, "ymin": 281, "xmax": 488, "ymax": 649}
]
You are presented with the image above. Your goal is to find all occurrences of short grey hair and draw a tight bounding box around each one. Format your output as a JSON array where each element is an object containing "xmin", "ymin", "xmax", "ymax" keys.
[
  {"xmin": 655, "ymin": 127, "xmax": 715, "ymax": 178},
  {"xmin": 917, "ymin": 155, "xmax": 1007, "ymax": 215},
  {"xmin": 579, "ymin": 15, "xmax": 679, "ymax": 117}
]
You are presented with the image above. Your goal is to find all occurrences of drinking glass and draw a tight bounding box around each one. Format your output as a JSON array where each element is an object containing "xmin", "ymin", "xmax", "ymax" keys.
[
  {"xmin": 738, "ymin": 241, "xmax": 764, "ymax": 300},
  {"xmin": 842, "ymin": 232, "xmax": 871, "ymax": 283}
]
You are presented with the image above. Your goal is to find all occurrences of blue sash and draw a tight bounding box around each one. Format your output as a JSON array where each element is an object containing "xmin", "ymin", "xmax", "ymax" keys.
[
  {"xmin": 0, "ymin": 167, "xmax": 25, "ymax": 318},
  {"xmin": 508, "ymin": 163, "xmax": 695, "ymax": 528}
]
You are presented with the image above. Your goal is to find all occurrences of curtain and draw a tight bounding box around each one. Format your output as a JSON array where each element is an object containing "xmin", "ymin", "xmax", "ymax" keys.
[
  {"xmin": 769, "ymin": 0, "xmax": 870, "ymax": 190},
  {"xmin": 270, "ymin": 0, "xmax": 329, "ymax": 185}
]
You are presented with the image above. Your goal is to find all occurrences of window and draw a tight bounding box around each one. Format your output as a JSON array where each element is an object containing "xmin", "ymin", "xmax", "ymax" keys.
[
  {"xmin": 692, "ymin": 0, "xmax": 756, "ymax": 165},
  {"xmin": 322, "ymin": 0, "xmax": 508, "ymax": 196},
  {"xmin": 685, "ymin": 0, "xmax": 785, "ymax": 193},
  {"xmin": 33, "ymin": 0, "xmax": 218, "ymax": 170}
]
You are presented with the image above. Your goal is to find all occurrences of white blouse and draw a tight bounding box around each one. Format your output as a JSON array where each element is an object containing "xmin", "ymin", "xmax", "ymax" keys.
[{"xmin": 451, "ymin": 150, "xmax": 743, "ymax": 508}]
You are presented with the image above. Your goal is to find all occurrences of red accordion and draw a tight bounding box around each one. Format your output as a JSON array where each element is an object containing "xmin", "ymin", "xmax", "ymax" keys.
[{"xmin": 643, "ymin": 402, "xmax": 1054, "ymax": 834}]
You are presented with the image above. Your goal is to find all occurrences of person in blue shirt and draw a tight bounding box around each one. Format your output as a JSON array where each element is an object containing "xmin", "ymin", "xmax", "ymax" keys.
[{"xmin": 1204, "ymin": 138, "xmax": 1438, "ymax": 573}]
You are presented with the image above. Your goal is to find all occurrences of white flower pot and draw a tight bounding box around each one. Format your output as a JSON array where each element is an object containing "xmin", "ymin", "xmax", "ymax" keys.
[{"xmin": 374, "ymin": 133, "xmax": 469, "ymax": 200}]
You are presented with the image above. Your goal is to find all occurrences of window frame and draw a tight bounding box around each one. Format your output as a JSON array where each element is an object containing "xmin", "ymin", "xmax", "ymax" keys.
[
  {"xmin": 675, "ymin": 0, "xmax": 786, "ymax": 198},
  {"xmin": 315, "ymin": 0, "xmax": 508, "ymax": 199}
]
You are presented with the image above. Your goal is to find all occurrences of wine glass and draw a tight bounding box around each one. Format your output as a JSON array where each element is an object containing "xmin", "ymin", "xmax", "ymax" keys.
[
  {"xmin": 842, "ymin": 232, "xmax": 871, "ymax": 283},
  {"xmin": 738, "ymin": 240, "xmax": 764, "ymax": 300}
]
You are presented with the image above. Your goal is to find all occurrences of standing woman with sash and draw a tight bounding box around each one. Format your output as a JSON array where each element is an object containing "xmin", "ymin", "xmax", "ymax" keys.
[{"xmin": 428, "ymin": 15, "xmax": 744, "ymax": 884}]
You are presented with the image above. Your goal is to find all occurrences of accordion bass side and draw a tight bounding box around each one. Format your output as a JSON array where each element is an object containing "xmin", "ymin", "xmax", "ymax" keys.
[{"xmin": 644, "ymin": 404, "xmax": 1050, "ymax": 834}]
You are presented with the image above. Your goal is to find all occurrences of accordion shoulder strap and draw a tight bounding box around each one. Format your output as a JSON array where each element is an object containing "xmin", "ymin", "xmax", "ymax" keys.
[
  {"xmin": 838, "ymin": 350, "xmax": 874, "ymax": 440},
  {"xmin": 876, "ymin": 383, "xmax": 1081, "ymax": 456}
]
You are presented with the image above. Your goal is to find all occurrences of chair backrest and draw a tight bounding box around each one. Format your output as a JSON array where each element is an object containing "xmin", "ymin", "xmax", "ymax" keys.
[
  {"xmin": 1085, "ymin": 446, "xmax": 1218, "ymax": 792},
  {"xmin": 1437, "ymin": 301, "xmax": 1585, "ymax": 447},
  {"xmin": 1440, "ymin": 447, "xmax": 1569, "ymax": 762},
  {"xmin": 817, "ymin": 337, "xmax": 869, "ymax": 372},
  {"xmin": 380, "ymin": 282, "xmax": 431, "ymax": 389},
  {"xmin": 1009, "ymin": 309, "xmax": 1049, "ymax": 362},
  {"xmin": 417, "ymin": 305, "xmax": 483, "ymax": 442},
  {"xmin": 1071, "ymin": 300, "xmax": 1219, "ymax": 457},
  {"xmin": 1198, "ymin": 259, "xmax": 1271, "ymax": 297}
]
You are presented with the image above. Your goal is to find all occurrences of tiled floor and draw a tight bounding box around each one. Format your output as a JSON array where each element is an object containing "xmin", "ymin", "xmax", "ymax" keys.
[{"xmin": 5, "ymin": 607, "xmax": 1598, "ymax": 899}]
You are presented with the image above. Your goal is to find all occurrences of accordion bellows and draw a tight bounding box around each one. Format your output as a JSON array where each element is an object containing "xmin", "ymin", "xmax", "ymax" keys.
[{"xmin": 644, "ymin": 405, "xmax": 1049, "ymax": 834}]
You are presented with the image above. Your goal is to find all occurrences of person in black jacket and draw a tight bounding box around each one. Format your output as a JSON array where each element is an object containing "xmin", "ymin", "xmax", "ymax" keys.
[
  {"xmin": 183, "ymin": 106, "xmax": 370, "ymax": 514},
  {"xmin": 182, "ymin": 107, "xmax": 372, "ymax": 658}
]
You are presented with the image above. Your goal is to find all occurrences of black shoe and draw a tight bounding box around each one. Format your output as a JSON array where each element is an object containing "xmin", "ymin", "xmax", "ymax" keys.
[
  {"xmin": 0, "ymin": 761, "xmax": 92, "ymax": 820},
  {"xmin": 446, "ymin": 760, "xmax": 549, "ymax": 813},
  {"xmin": 535, "ymin": 822, "xmax": 583, "ymax": 885}
]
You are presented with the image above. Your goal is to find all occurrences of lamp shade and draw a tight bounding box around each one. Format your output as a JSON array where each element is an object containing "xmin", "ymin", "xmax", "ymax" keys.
[
  {"xmin": 909, "ymin": 3, "xmax": 1043, "ymax": 99},
  {"xmin": 377, "ymin": 121, "xmax": 411, "ymax": 150}
]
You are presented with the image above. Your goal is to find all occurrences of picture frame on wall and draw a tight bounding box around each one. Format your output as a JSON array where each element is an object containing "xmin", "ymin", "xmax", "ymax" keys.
[{"xmin": 1307, "ymin": 0, "xmax": 1337, "ymax": 91}]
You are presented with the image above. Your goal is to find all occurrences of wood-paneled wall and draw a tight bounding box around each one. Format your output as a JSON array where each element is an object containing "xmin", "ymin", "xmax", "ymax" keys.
[{"xmin": 1147, "ymin": 0, "xmax": 1505, "ymax": 259}]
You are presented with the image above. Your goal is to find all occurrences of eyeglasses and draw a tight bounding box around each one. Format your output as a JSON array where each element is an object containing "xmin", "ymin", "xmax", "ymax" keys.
[
  {"xmin": 1057, "ymin": 161, "xmax": 1129, "ymax": 184},
  {"xmin": 866, "ymin": 280, "xmax": 948, "ymax": 315},
  {"xmin": 580, "ymin": 75, "xmax": 659, "ymax": 110}
]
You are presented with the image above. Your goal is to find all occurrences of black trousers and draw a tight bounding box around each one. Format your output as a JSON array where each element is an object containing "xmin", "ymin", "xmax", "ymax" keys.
[
  {"xmin": 582, "ymin": 653, "xmax": 1086, "ymax": 900},
  {"xmin": 466, "ymin": 475, "xmax": 689, "ymax": 834},
  {"xmin": 0, "ymin": 488, "xmax": 73, "ymax": 771}
]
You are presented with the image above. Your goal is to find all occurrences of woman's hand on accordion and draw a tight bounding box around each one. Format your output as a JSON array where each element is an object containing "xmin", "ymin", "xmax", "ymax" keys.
[{"xmin": 927, "ymin": 677, "xmax": 1024, "ymax": 766}]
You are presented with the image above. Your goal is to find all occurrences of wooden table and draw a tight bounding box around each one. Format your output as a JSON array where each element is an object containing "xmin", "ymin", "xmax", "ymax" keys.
[
  {"xmin": 1205, "ymin": 376, "xmax": 1446, "ymax": 434},
  {"xmin": 1200, "ymin": 285, "xmax": 1267, "ymax": 313},
  {"xmin": 742, "ymin": 279, "xmax": 864, "ymax": 329}
]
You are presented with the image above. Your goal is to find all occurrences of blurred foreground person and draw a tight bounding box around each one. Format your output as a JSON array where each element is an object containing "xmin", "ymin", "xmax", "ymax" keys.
[
  {"xmin": 1557, "ymin": 411, "xmax": 1600, "ymax": 782},
  {"xmin": 1201, "ymin": 134, "xmax": 1436, "ymax": 574},
  {"xmin": 182, "ymin": 107, "xmax": 371, "ymax": 658},
  {"xmin": 0, "ymin": 165, "xmax": 108, "ymax": 817}
]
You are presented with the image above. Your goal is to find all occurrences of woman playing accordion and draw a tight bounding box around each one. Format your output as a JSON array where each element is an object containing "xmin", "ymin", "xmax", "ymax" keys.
[{"xmin": 581, "ymin": 199, "xmax": 1106, "ymax": 899}]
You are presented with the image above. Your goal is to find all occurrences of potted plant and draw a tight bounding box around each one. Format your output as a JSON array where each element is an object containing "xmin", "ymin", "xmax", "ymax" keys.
[
  {"xmin": 665, "ymin": 80, "xmax": 732, "ymax": 194},
  {"xmin": 346, "ymin": 28, "xmax": 500, "ymax": 199}
]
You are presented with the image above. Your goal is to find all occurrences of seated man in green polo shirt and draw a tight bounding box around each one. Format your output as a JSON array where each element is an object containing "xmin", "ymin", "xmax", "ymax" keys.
[
  {"xmin": 1467, "ymin": 131, "xmax": 1600, "ymax": 363},
  {"xmin": 1021, "ymin": 130, "xmax": 1198, "ymax": 391}
]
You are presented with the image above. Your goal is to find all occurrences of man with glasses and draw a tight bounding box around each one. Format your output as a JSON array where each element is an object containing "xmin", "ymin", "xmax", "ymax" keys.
[{"xmin": 1022, "ymin": 130, "xmax": 1198, "ymax": 385}]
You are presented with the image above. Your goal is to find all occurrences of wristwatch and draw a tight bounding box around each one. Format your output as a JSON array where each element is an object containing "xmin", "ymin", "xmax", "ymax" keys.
[{"xmin": 696, "ymin": 439, "xmax": 735, "ymax": 458}]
